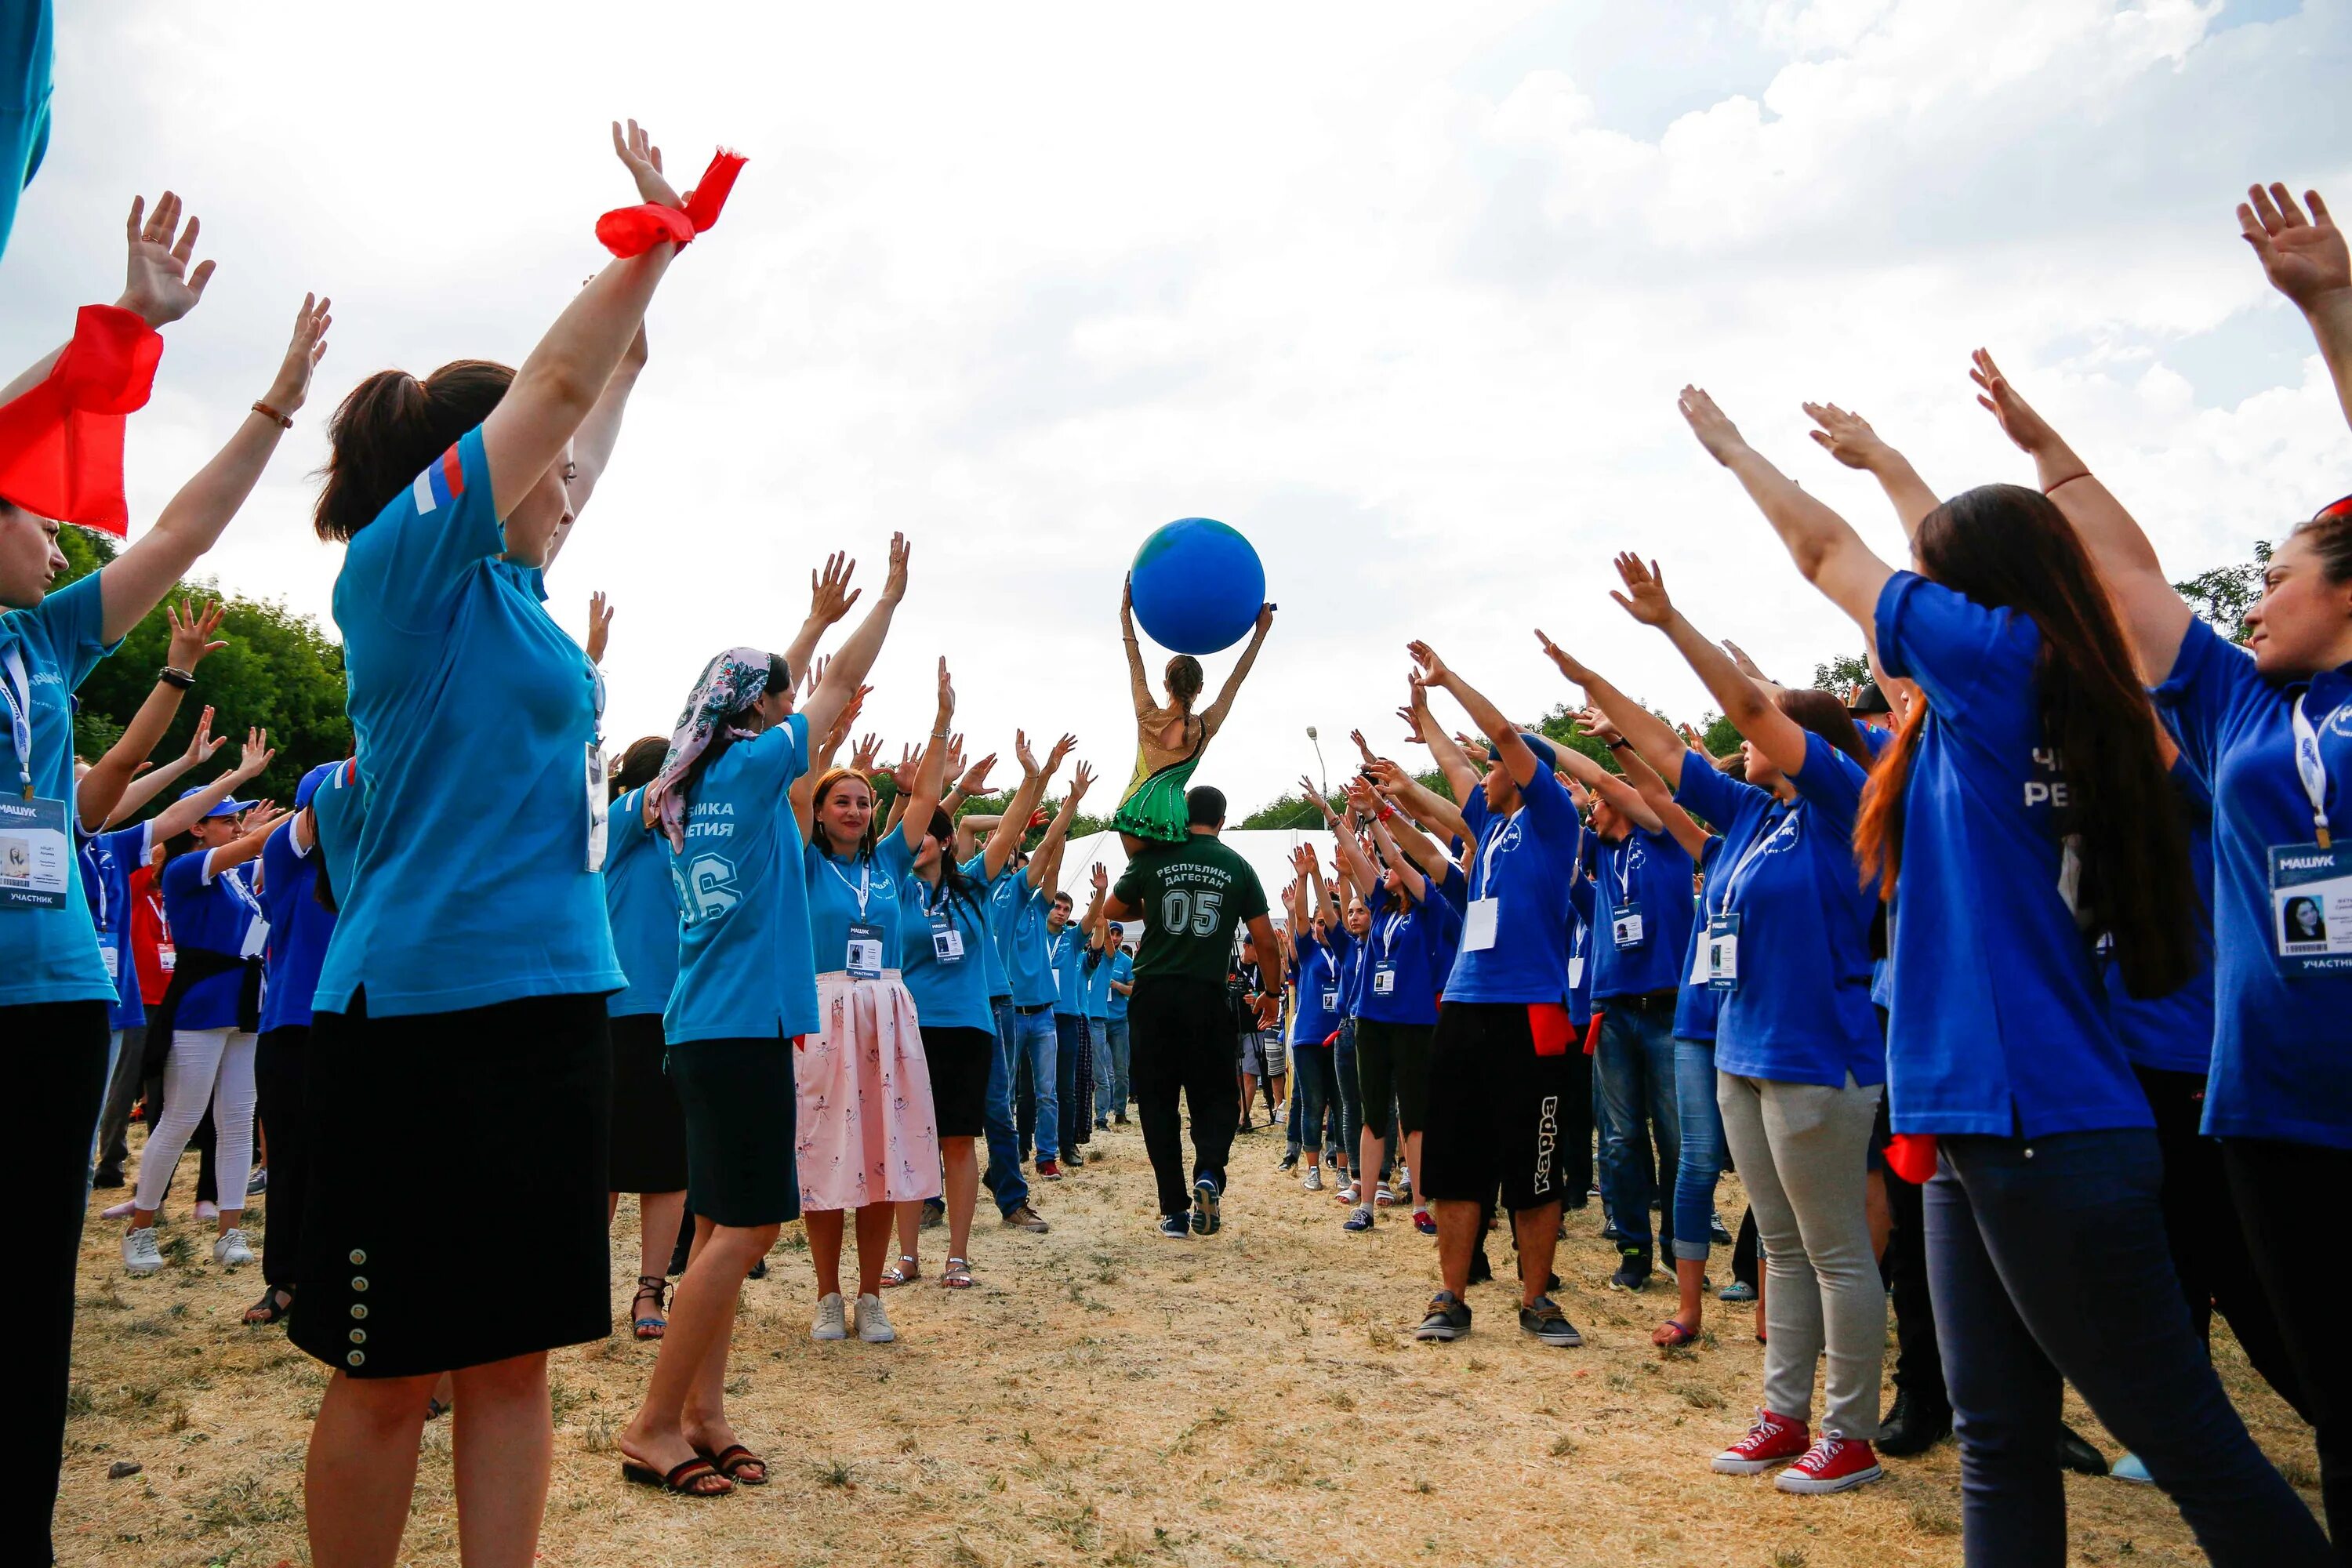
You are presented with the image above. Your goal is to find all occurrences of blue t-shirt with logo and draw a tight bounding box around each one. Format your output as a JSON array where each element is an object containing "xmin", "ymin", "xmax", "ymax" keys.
[
  {"xmin": 602, "ymin": 784, "xmax": 681, "ymax": 1020},
  {"xmin": 161, "ymin": 849, "xmax": 265, "ymax": 1031},
  {"xmin": 1671, "ymin": 836, "xmax": 1722, "ymax": 1043},
  {"xmin": 1082, "ymin": 942, "xmax": 1116, "ymax": 1019},
  {"xmin": 78, "ymin": 818, "xmax": 151, "ymax": 1029},
  {"xmin": 1592, "ymin": 823, "xmax": 1699, "ymax": 1001},
  {"xmin": 900, "ymin": 862, "xmax": 995, "ymax": 1033},
  {"xmin": 807, "ymin": 832, "xmax": 915, "ymax": 977},
  {"xmin": 1048, "ymin": 920, "xmax": 1088, "ymax": 1015},
  {"xmin": 1875, "ymin": 572, "xmax": 2145, "ymax": 1137},
  {"xmin": 1364, "ymin": 884, "xmax": 1462, "ymax": 1024},
  {"xmin": 1677, "ymin": 736, "xmax": 1884, "ymax": 1088},
  {"xmin": 1444, "ymin": 764, "xmax": 1580, "ymax": 1004},
  {"xmin": 960, "ymin": 853, "xmax": 1012, "ymax": 999},
  {"xmin": 1566, "ymin": 866, "xmax": 1598, "ymax": 1029},
  {"xmin": 319, "ymin": 426, "xmax": 621, "ymax": 1016},
  {"xmin": 2100, "ymin": 760, "xmax": 2215, "ymax": 1078},
  {"xmin": 2155, "ymin": 616, "xmax": 2352, "ymax": 1146},
  {"xmin": 0, "ymin": 570, "xmax": 117, "ymax": 1008},
  {"xmin": 664, "ymin": 717, "xmax": 818, "ymax": 1044},
  {"xmin": 993, "ymin": 872, "xmax": 1058, "ymax": 1009},
  {"xmin": 258, "ymin": 818, "xmax": 337, "ymax": 1033},
  {"xmin": 1290, "ymin": 928, "xmax": 1348, "ymax": 1044},
  {"xmin": 1108, "ymin": 947, "xmax": 1134, "ymax": 1020},
  {"xmin": 310, "ymin": 758, "xmax": 365, "ymax": 911}
]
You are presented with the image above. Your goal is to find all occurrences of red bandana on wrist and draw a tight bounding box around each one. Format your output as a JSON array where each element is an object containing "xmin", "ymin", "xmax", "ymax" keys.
[
  {"xmin": 0, "ymin": 304, "xmax": 165, "ymax": 535},
  {"xmin": 596, "ymin": 148, "xmax": 749, "ymax": 258}
]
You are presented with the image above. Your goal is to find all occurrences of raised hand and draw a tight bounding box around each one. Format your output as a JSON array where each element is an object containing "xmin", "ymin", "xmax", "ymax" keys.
[
  {"xmin": 956, "ymin": 753, "xmax": 996, "ymax": 797},
  {"xmin": 1091, "ymin": 862, "xmax": 1109, "ymax": 898},
  {"xmin": 803, "ymin": 653, "xmax": 829, "ymax": 699},
  {"xmin": 1677, "ymin": 385, "xmax": 1748, "ymax": 466},
  {"xmin": 1045, "ymin": 733, "xmax": 1078, "ymax": 775},
  {"xmin": 1573, "ymin": 706, "xmax": 1624, "ymax": 746},
  {"xmin": 809, "ymin": 552, "xmax": 861, "ymax": 626},
  {"xmin": 1802, "ymin": 402, "xmax": 1893, "ymax": 470},
  {"xmin": 851, "ymin": 733, "xmax": 884, "ymax": 774},
  {"xmin": 234, "ymin": 727, "xmax": 275, "ymax": 781},
  {"xmin": 241, "ymin": 801, "xmax": 292, "ymax": 839},
  {"xmin": 1253, "ymin": 602, "xmax": 1276, "ymax": 636},
  {"xmin": 263, "ymin": 293, "xmax": 333, "ymax": 416},
  {"xmin": 1608, "ymin": 553, "xmax": 1674, "ymax": 627},
  {"xmin": 1014, "ymin": 729, "xmax": 1040, "ymax": 778},
  {"xmin": 1298, "ymin": 774, "xmax": 1337, "ymax": 821},
  {"xmin": 1722, "ymin": 640, "xmax": 1769, "ymax": 681},
  {"xmin": 180, "ymin": 706, "xmax": 223, "ymax": 767},
  {"xmin": 166, "ymin": 598, "xmax": 229, "ymax": 670},
  {"xmin": 935, "ymin": 656, "xmax": 956, "ymax": 722},
  {"xmin": 887, "ymin": 743, "xmax": 920, "ymax": 793},
  {"xmin": 1679, "ymin": 721, "xmax": 1712, "ymax": 752},
  {"xmin": 612, "ymin": 118, "xmax": 685, "ymax": 209},
  {"xmin": 1348, "ymin": 728, "xmax": 1377, "ymax": 768},
  {"xmin": 1968, "ymin": 349, "xmax": 2061, "ymax": 456},
  {"xmin": 2239, "ymin": 183, "xmax": 2349, "ymax": 312},
  {"xmin": 1069, "ymin": 760, "xmax": 1096, "ymax": 801},
  {"xmin": 1405, "ymin": 641, "xmax": 1450, "ymax": 689},
  {"xmin": 118, "ymin": 192, "xmax": 215, "ymax": 328},
  {"xmin": 1533, "ymin": 629, "xmax": 1590, "ymax": 684},
  {"xmin": 881, "ymin": 533, "xmax": 912, "ymax": 605},
  {"xmin": 586, "ymin": 590, "xmax": 615, "ymax": 665},
  {"xmin": 1366, "ymin": 757, "xmax": 1411, "ymax": 794}
]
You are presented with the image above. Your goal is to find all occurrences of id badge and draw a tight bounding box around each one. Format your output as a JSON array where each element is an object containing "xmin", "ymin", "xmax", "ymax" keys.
[
  {"xmin": 158, "ymin": 939, "xmax": 176, "ymax": 974},
  {"xmin": 2268, "ymin": 842, "xmax": 2352, "ymax": 975},
  {"xmin": 101, "ymin": 943, "xmax": 120, "ymax": 982},
  {"xmin": 931, "ymin": 916, "xmax": 964, "ymax": 964},
  {"xmin": 1611, "ymin": 901, "xmax": 1645, "ymax": 951},
  {"xmin": 1372, "ymin": 960, "xmax": 1398, "ymax": 997},
  {"xmin": 1568, "ymin": 952, "xmax": 1585, "ymax": 990},
  {"xmin": 1464, "ymin": 897, "xmax": 1499, "ymax": 953},
  {"xmin": 1707, "ymin": 912, "xmax": 1741, "ymax": 993},
  {"xmin": 584, "ymin": 742, "xmax": 609, "ymax": 871},
  {"xmin": 846, "ymin": 920, "xmax": 885, "ymax": 979},
  {"xmin": 1320, "ymin": 986, "xmax": 1339, "ymax": 1011},
  {"xmin": 0, "ymin": 793, "xmax": 71, "ymax": 910}
]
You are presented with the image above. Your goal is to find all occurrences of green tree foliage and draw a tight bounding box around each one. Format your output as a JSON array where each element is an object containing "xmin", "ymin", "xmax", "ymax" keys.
[
  {"xmin": 55, "ymin": 528, "xmax": 353, "ymax": 805},
  {"xmin": 1812, "ymin": 651, "xmax": 1873, "ymax": 692},
  {"xmin": 2173, "ymin": 540, "xmax": 2269, "ymax": 646}
]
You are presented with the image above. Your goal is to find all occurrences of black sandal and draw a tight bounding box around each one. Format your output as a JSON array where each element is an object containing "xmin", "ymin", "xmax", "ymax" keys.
[
  {"xmin": 698, "ymin": 1443, "xmax": 768, "ymax": 1485},
  {"xmin": 242, "ymin": 1285, "xmax": 293, "ymax": 1326},
  {"xmin": 622, "ymin": 1456, "xmax": 731, "ymax": 1497},
  {"xmin": 630, "ymin": 1274, "xmax": 670, "ymax": 1341}
]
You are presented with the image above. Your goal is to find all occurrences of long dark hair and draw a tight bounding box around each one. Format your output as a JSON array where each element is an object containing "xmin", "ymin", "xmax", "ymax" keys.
[
  {"xmin": 314, "ymin": 361, "xmax": 514, "ymax": 540},
  {"xmin": 1164, "ymin": 654, "xmax": 1203, "ymax": 709},
  {"xmin": 611, "ymin": 735, "xmax": 668, "ymax": 801},
  {"xmin": 1776, "ymin": 688, "xmax": 1873, "ymax": 769},
  {"xmin": 1854, "ymin": 484, "xmax": 2194, "ymax": 997},
  {"xmin": 677, "ymin": 655, "xmax": 792, "ymax": 818},
  {"xmin": 916, "ymin": 806, "xmax": 981, "ymax": 921}
]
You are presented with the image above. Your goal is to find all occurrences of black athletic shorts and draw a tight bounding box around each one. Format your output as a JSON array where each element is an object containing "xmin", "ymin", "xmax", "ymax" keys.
[{"xmin": 1418, "ymin": 1000, "xmax": 1575, "ymax": 1214}]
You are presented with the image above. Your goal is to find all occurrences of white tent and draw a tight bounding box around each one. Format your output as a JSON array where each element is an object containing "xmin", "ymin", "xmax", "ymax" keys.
[{"xmin": 1051, "ymin": 828, "xmax": 1330, "ymax": 941}]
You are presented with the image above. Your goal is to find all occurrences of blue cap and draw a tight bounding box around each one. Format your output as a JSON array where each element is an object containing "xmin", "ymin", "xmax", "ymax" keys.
[
  {"xmin": 176, "ymin": 787, "xmax": 254, "ymax": 821},
  {"xmin": 1485, "ymin": 732, "xmax": 1559, "ymax": 770},
  {"xmin": 294, "ymin": 760, "xmax": 341, "ymax": 812}
]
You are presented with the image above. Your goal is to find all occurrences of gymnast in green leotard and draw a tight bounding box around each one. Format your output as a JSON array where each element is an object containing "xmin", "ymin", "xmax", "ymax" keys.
[{"xmin": 1115, "ymin": 576, "xmax": 1274, "ymax": 849}]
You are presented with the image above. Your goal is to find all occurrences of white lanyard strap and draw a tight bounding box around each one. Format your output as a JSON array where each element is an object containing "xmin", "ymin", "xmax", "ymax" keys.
[
  {"xmin": 2292, "ymin": 693, "xmax": 2336, "ymax": 848},
  {"xmin": 1476, "ymin": 811, "xmax": 1519, "ymax": 900},
  {"xmin": 824, "ymin": 855, "xmax": 872, "ymax": 918},
  {"xmin": 1, "ymin": 645, "xmax": 34, "ymax": 796},
  {"xmin": 1712, "ymin": 808, "xmax": 1787, "ymax": 916},
  {"xmin": 1611, "ymin": 839, "xmax": 1635, "ymax": 902},
  {"xmin": 1380, "ymin": 910, "xmax": 1406, "ymax": 957}
]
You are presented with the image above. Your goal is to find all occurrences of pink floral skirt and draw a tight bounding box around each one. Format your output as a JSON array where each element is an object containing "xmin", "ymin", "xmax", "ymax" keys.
[{"xmin": 797, "ymin": 971, "xmax": 942, "ymax": 1212}]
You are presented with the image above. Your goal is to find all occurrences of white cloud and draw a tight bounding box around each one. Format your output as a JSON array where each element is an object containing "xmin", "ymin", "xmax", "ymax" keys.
[{"xmin": 4, "ymin": 0, "xmax": 2347, "ymax": 813}]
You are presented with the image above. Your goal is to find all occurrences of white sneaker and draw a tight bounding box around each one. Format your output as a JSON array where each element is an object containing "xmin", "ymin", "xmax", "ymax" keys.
[
  {"xmin": 811, "ymin": 1292, "xmax": 848, "ymax": 1341},
  {"xmin": 122, "ymin": 1228, "xmax": 162, "ymax": 1276},
  {"xmin": 194, "ymin": 1200, "xmax": 220, "ymax": 1225},
  {"xmin": 854, "ymin": 1292, "xmax": 896, "ymax": 1344},
  {"xmin": 212, "ymin": 1229, "xmax": 253, "ymax": 1268},
  {"xmin": 1302, "ymin": 1166, "xmax": 1323, "ymax": 1191},
  {"xmin": 100, "ymin": 1197, "xmax": 135, "ymax": 1221}
]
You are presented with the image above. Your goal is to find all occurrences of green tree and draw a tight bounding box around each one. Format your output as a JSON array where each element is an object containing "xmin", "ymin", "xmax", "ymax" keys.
[
  {"xmin": 1812, "ymin": 651, "xmax": 1872, "ymax": 692},
  {"xmin": 55, "ymin": 528, "xmax": 354, "ymax": 805},
  {"xmin": 2174, "ymin": 541, "xmax": 2270, "ymax": 646}
]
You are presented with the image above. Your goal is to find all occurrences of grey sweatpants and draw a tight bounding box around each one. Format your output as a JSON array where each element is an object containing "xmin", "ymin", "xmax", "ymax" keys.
[{"xmin": 1717, "ymin": 1070, "xmax": 1886, "ymax": 1440}]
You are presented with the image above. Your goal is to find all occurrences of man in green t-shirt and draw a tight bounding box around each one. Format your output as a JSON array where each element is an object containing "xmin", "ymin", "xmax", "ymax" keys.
[{"xmin": 1107, "ymin": 785, "xmax": 1277, "ymax": 1238}]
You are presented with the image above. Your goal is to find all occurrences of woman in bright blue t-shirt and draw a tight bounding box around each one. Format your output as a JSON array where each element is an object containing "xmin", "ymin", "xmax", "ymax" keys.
[
  {"xmin": 1973, "ymin": 287, "xmax": 2352, "ymax": 1547},
  {"xmin": 1680, "ymin": 385, "xmax": 2326, "ymax": 1557},
  {"xmin": 889, "ymin": 718, "xmax": 1049, "ymax": 1293},
  {"xmin": 793, "ymin": 641, "xmax": 942, "ymax": 1348},
  {"xmin": 1281, "ymin": 845, "xmax": 1351, "ymax": 1196}
]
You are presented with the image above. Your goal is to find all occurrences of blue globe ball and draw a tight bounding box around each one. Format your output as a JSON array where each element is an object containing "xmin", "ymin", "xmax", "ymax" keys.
[{"xmin": 1129, "ymin": 517, "xmax": 1265, "ymax": 655}]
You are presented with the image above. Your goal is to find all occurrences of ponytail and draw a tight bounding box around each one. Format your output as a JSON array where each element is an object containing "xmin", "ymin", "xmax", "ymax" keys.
[{"xmin": 314, "ymin": 360, "xmax": 514, "ymax": 541}]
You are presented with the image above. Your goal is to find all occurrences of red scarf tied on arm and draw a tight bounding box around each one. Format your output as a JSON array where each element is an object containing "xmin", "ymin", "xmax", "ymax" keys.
[
  {"xmin": 596, "ymin": 148, "xmax": 748, "ymax": 258},
  {"xmin": 0, "ymin": 303, "xmax": 165, "ymax": 535}
]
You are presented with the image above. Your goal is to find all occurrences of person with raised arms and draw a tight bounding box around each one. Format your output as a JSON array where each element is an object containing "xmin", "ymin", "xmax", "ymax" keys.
[
  {"xmin": 292, "ymin": 120, "xmax": 717, "ymax": 1564},
  {"xmin": 1282, "ymin": 844, "xmax": 1349, "ymax": 1195},
  {"xmin": 1968, "ymin": 178, "xmax": 2349, "ymax": 1539},
  {"xmin": 1006, "ymin": 764, "xmax": 1094, "ymax": 1178},
  {"xmin": 1678, "ymin": 379, "xmax": 2328, "ymax": 1563},
  {"xmin": 792, "ymin": 619, "xmax": 944, "ymax": 1346},
  {"xmin": 1392, "ymin": 641, "xmax": 1582, "ymax": 1348},
  {"xmin": 1114, "ymin": 579, "xmax": 1273, "ymax": 848}
]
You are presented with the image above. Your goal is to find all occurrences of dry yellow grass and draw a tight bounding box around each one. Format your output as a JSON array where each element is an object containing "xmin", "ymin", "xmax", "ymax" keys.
[{"xmin": 57, "ymin": 1116, "xmax": 2319, "ymax": 1566}]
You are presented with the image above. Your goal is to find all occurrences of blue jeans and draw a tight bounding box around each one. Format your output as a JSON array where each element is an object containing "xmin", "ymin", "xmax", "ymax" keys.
[
  {"xmin": 1089, "ymin": 1017, "xmax": 1115, "ymax": 1124},
  {"xmin": 982, "ymin": 998, "xmax": 1031, "ymax": 1217},
  {"xmin": 1105, "ymin": 1019, "xmax": 1131, "ymax": 1113},
  {"xmin": 1595, "ymin": 1002, "xmax": 1679, "ymax": 1263},
  {"xmin": 1054, "ymin": 1013, "xmax": 1089, "ymax": 1155},
  {"xmin": 1009, "ymin": 1006, "xmax": 1058, "ymax": 1162},
  {"xmin": 1284, "ymin": 1064, "xmax": 1305, "ymax": 1155},
  {"xmin": 1929, "ymin": 1129, "xmax": 2329, "ymax": 1566},
  {"xmin": 1671, "ymin": 1036, "xmax": 1724, "ymax": 1263},
  {"xmin": 1291, "ymin": 1042, "xmax": 1339, "ymax": 1164}
]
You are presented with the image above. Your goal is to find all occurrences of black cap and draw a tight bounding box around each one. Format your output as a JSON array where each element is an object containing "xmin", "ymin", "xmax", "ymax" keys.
[{"xmin": 1847, "ymin": 683, "xmax": 1893, "ymax": 717}]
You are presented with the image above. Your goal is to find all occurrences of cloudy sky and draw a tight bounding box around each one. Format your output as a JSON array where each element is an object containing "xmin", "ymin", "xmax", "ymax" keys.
[{"xmin": 7, "ymin": 0, "xmax": 2348, "ymax": 814}]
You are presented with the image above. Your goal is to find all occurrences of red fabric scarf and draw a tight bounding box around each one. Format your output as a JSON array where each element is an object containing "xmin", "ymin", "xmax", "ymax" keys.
[
  {"xmin": 597, "ymin": 148, "xmax": 749, "ymax": 258},
  {"xmin": 0, "ymin": 304, "xmax": 165, "ymax": 535}
]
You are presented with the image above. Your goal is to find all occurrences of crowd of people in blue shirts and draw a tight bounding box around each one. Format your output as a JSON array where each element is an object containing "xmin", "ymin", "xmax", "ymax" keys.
[{"xmin": 2, "ymin": 89, "xmax": 2349, "ymax": 1567}]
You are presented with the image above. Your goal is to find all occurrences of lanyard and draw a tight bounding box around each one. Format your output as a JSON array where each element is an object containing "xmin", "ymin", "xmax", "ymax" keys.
[
  {"xmin": 1711, "ymin": 805, "xmax": 1791, "ymax": 917},
  {"xmin": 219, "ymin": 862, "xmax": 264, "ymax": 919},
  {"xmin": 823, "ymin": 855, "xmax": 872, "ymax": 918},
  {"xmin": 1475, "ymin": 810, "xmax": 1520, "ymax": 900},
  {"xmin": 1379, "ymin": 909, "xmax": 1406, "ymax": 958},
  {"xmin": 1610, "ymin": 837, "xmax": 1635, "ymax": 904},
  {"xmin": 2, "ymin": 645, "xmax": 34, "ymax": 797},
  {"xmin": 2292, "ymin": 693, "xmax": 2337, "ymax": 849},
  {"xmin": 82, "ymin": 835, "xmax": 110, "ymax": 932},
  {"xmin": 589, "ymin": 661, "xmax": 608, "ymax": 747}
]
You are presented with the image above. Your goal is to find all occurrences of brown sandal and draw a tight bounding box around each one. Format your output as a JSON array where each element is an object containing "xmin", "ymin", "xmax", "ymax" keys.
[{"xmin": 622, "ymin": 1456, "xmax": 731, "ymax": 1497}]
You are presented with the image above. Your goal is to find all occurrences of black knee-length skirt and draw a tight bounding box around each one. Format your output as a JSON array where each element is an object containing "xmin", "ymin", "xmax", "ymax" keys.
[
  {"xmin": 608, "ymin": 1011, "xmax": 689, "ymax": 1193},
  {"xmin": 288, "ymin": 989, "xmax": 613, "ymax": 1378}
]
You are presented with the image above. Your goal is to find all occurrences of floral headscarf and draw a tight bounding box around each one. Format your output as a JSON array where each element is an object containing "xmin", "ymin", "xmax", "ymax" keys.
[{"xmin": 646, "ymin": 647, "xmax": 779, "ymax": 852}]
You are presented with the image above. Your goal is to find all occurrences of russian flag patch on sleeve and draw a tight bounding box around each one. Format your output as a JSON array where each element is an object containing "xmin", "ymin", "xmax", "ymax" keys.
[{"xmin": 410, "ymin": 444, "xmax": 466, "ymax": 514}]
